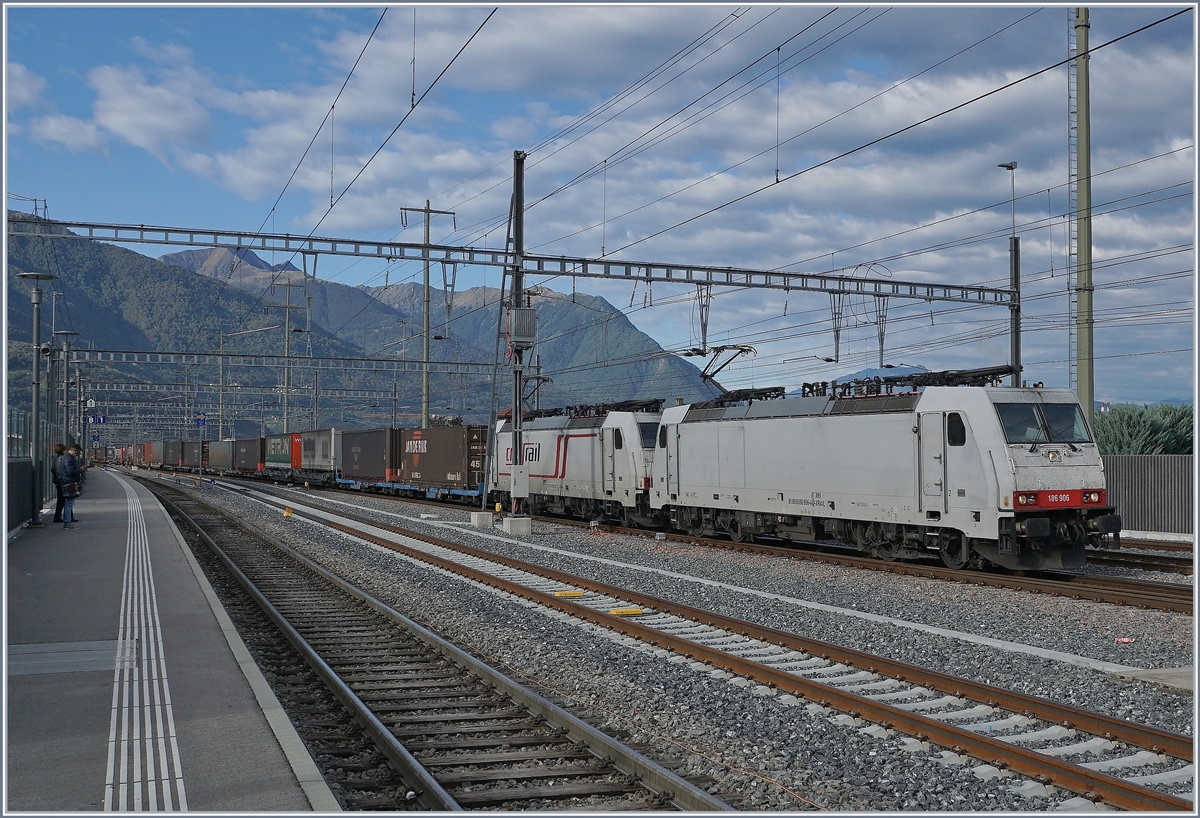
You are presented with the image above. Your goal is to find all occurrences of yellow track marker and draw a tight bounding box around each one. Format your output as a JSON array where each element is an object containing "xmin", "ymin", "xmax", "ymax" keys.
[
  {"xmin": 553, "ymin": 590, "xmax": 585, "ymax": 598},
  {"xmin": 608, "ymin": 608, "xmax": 643, "ymax": 616}
]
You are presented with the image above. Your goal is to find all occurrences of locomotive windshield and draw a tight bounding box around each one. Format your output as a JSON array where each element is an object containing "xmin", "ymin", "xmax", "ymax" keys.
[{"xmin": 995, "ymin": 402, "xmax": 1091, "ymax": 444}]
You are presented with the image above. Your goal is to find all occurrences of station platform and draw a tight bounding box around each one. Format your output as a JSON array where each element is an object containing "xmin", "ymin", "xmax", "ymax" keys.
[{"xmin": 6, "ymin": 468, "xmax": 340, "ymax": 812}]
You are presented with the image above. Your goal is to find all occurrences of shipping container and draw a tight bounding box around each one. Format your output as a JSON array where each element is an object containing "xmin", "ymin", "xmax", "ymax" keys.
[
  {"xmin": 265, "ymin": 433, "xmax": 302, "ymax": 469},
  {"xmin": 300, "ymin": 428, "xmax": 341, "ymax": 472},
  {"xmin": 147, "ymin": 440, "xmax": 165, "ymax": 467},
  {"xmin": 207, "ymin": 440, "xmax": 235, "ymax": 471},
  {"xmin": 235, "ymin": 438, "xmax": 265, "ymax": 472},
  {"xmin": 182, "ymin": 441, "xmax": 206, "ymax": 469},
  {"xmin": 340, "ymin": 429, "xmax": 401, "ymax": 483},
  {"xmin": 400, "ymin": 425, "xmax": 489, "ymax": 490},
  {"xmin": 164, "ymin": 440, "xmax": 184, "ymax": 467}
]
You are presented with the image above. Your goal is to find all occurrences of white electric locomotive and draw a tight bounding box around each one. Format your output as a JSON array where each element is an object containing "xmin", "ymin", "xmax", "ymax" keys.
[
  {"xmin": 490, "ymin": 368, "xmax": 1121, "ymax": 571},
  {"xmin": 491, "ymin": 399, "xmax": 662, "ymax": 526}
]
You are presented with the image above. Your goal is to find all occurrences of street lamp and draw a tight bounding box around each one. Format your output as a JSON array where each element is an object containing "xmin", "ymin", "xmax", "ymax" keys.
[
  {"xmin": 17, "ymin": 271, "xmax": 59, "ymax": 526},
  {"xmin": 997, "ymin": 161, "xmax": 1017, "ymax": 237}
]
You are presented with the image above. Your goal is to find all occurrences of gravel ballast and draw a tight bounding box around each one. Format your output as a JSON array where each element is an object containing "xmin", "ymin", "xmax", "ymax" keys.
[{"xmin": 164, "ymin": 478, "xmax": 1195, "ymax": 810}]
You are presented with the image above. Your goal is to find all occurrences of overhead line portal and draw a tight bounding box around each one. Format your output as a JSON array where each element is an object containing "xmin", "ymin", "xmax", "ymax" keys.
[{"xmin": 8, "ymin": 215, "xmax": 1014, "ymax": 306}]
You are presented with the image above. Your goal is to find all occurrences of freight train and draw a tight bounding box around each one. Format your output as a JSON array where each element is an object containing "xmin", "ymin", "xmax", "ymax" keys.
[
  {"xmin": 114, "ymin": 366, "xmax": 1120, "ymax": 571},
  {"xmin": 490, "ymin": 368, "xmax": 1121, "ymax": 571},
  {"xmin": 123, "ymin": 425, "xmax": 489, "ymax": 501}
]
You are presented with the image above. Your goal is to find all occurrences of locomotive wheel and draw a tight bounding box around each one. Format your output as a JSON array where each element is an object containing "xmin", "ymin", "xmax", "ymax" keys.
[
  {"xmin": 873, "ymin": 539, "xmax": 901, "ymax": 561},
  {"xmin": 939, "ymin": 533, "xmax": 973, "ymax": 570},
  {"xmin": 727, "ymin": 518, "xmax": 750, "ymax": 543}
]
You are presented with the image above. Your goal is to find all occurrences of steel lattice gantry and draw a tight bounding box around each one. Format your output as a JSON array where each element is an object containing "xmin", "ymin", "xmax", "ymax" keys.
[
  {"xmin": 86, "ymin": 381, "xmax": 421, "ymax": 400},
  {"xmin": 68, "ymin": 349, "xmax": 495, "ymax": 375},
  {"xmin": 8, "ymin": 215, "xmax": 1015, "ymax": 305}
]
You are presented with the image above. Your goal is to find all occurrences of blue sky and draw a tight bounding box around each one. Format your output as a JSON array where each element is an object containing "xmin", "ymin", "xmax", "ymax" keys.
[{"xmin": 5, "ymin": 4, "xmax": 1196, "ymax": 404}]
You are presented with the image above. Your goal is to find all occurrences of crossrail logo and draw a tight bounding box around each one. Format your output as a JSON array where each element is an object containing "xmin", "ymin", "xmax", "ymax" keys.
[{"xmin": 504, "ymin": 442, "xmax": 541, "ymax": 466}]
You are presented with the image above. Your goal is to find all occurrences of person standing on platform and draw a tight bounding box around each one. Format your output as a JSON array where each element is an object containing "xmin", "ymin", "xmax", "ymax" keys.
[
  {"xmin": 58, "ymin": 446, "xmax": 82, "ymax": 530},
  {"xmin": 69, "ymin": 445, "xmax": 87, "ymax": 484},
  {"xmin": 50, "ymin": 443, "xmax": 66, "ymax": 524}
]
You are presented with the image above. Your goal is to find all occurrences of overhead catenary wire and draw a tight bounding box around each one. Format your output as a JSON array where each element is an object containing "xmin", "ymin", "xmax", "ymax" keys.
[
  {"xmin": 524, "ymin": 8, "xmax": 1045, "ymax": 252},
  {"xmin": 227, "ymin": 8, "xmax": 497, "ymax": 335},
  {"xmin": 194, "ymin": 8, "xmax": 389, "ymax": 346},
  {"xmin": 601, "ymin": 8, "xmax": 1193, "ymax": 258}
]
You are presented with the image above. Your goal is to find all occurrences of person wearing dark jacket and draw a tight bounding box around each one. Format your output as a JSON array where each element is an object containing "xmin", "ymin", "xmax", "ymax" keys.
[
  {"xmin": 58, "ymin": 448, "xmax": 82, "ymax": 530},
  {"xmin": 50, "ymin": 443, "xmax": 66, "ymax": 523}
]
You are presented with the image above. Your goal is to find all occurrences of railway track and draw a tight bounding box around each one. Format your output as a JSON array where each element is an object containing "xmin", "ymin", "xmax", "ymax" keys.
[
  {"xmin": 215, "ymin": 481, "xmax": 1195, "ymax": 811},
  {"xmin": 546, "ymin": 518, "xmax": 1194, "ymax": 614},
  {"xmin": 1085, "ymin": 549, "xmax": 1194, "ymax": 576},
  {"xmin": 144, "ymin": 480, "xmax": 731, "ymax": 812},
  {"xmin": 1122, "ymin": 539, "xmax": 1194, "ymax": 554}
]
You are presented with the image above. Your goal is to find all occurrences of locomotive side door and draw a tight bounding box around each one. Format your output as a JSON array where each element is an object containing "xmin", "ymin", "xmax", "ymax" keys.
[
  {"xmin": 665, "ymin": 424, "xmax": 680, "ymax": 498},
  {"xmin": 918, "ymin": 412, "xmax": 946, "ymax": 512},
  {"xmin": 602, "ymin": 428, "xmax": 616, "ymax": 496}
]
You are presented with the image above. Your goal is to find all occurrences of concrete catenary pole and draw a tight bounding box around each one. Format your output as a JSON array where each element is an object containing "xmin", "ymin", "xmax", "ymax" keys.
[
  {"xmin": 423, "ymin": 200, "xmax": 431, "ymax": 429},
  {"xmin": 510, "ymin": 150, "xmax": 527, "ymax": 515},
  {"xmin": 1075, "ymin": 7, "xmax": 1095, "ymax": 422},
  {"xmin": 56, "ymin": 332, "xmax": 79, "ymax": 444},
  {"xmin": 998, "ymin": 161, "xmax": 1020, "ymax": 387}
]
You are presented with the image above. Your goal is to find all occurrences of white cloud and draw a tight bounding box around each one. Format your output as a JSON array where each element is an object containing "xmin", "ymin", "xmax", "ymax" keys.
[
  {"xmin": 6, "ymin": 62, "xmax": 48, "ymax": 112},
  {"xmin": 489, "ymin": 116, "xmax": 535, "ymax": 143},
  {"xmin": 130, "ymin": 36, "xmax": 193, "ymax": 66},
  {"xmin": 89, "ymin": 64, "xmax": 210, "ymax": 156},
  {"xmin": 29, "ymin": 113, "xmax": 105, "ymax": 152}
]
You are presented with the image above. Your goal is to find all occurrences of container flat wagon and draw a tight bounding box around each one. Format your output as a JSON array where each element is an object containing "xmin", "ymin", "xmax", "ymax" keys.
[
  {"xmin": 264, "ymin": 433, "xmax": 302, "ymax": 472},
  {"xmin": 339, "ymin": 429, "xmax": 401, "ymax": 485},
  {"xmin": 182, "ymin": 441, "xmax": 206, "ymax": 470},
  {"xmin": 234, "ymin": 438, "xmax": 265, "ymax": 472},
  {"xmin": 401, "ymin": 425, "xmax": 489, "ymax": 497},
  {"xmin": 299, "ymin": 429, "xmax": 341, "ymax": 483},
  {"xmin": 207, "ymin": 440, "xmax": 235, "ymax": 472}
]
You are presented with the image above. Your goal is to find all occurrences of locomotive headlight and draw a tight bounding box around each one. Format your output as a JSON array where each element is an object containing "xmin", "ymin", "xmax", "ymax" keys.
[
  {"xmin": 1083, "ymin": 491, "xmax": 1101, "ymax": 504},
  {"xmin": 1016, "ymin": 492, "xmax": 1038, "ymax": 506}
]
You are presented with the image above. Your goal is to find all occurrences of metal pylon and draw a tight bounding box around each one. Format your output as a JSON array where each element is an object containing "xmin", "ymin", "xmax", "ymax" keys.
[{"xmin": 1066, "ymin": 9, "xmax": 1079, "ymax": 389}]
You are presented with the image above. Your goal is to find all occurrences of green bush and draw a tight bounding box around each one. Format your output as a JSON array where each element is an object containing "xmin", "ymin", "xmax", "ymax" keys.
[{"xmin": 1094, "ymin": 403, "xmax": 1193, "ymax": 455}]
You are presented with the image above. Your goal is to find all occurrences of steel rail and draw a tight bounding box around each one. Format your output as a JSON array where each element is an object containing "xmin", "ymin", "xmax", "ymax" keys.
[
  {"xmin": 232, "ymin": 490, "xmax": 1192, "ymax": 811},
  {"xmin": 150, "ymin": 486, "xmax": 461, "ymax": 811},
  {"xmin": 162, "ymin": 482, "xmax": 731, "ymax": 812}
]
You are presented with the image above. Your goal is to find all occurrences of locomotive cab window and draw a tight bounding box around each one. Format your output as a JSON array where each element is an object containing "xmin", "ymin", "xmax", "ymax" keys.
[
  {"xmin": 613, "ymin": 428, "xmax": 624, "ymax": 449},
  {"xmin": 658, "ymin": 426, "xmax": 667, "ymax": 448},
  {"xmin": 994, "ymin": 402, "xmax": 1091, "ymax": 445},
  {"xmin": 639, "ymin": 422, "xmax": 659, "ymax": 449},
  {"xmin": 947, "ymin": 413, "xmax": 966, "ymax": 446},
  {"xmin": 1041, "ymin": 403, "xmax": 1092, "ymax": 443}
]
